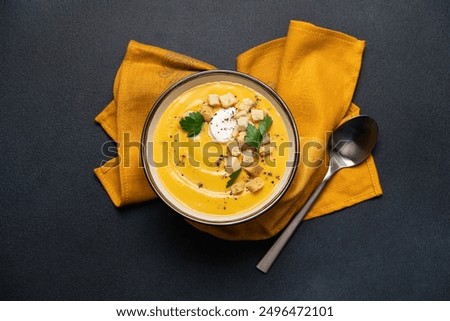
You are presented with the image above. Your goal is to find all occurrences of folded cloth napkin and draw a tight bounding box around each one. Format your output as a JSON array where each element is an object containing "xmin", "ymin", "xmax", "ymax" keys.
[{"xmin": 95, "ymin": 21, "xmax": 382, "ymax": 240}]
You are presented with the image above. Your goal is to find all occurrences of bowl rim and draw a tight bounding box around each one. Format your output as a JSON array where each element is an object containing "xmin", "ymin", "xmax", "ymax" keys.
[{"xmin": 141, "ymin": 69, "xmax": 300, "ymax": 225}]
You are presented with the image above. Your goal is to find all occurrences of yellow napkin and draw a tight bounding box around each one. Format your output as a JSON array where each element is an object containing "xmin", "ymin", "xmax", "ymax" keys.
[
  {"xmin": 94, "ymin": 43, "xmax": 215, "ymax": 205},
  {"xmin": 95, "ymin": 21, "xmax": 382, "ymax": 240}
]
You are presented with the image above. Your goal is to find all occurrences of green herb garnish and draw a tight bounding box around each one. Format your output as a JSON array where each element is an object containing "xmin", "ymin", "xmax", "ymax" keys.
[
  {"xmin": 244, "ymin": 123, "xmax": 261, "ymax": 149},
  {"xmin": 244, "ymin": 115, "xmax": 273, "ymax": 149},
  {"xmin": 179, "ymin": 112, "xmax": 204, "ymax": 137},
  {"xmin": 258, "ymin": 115, "xmax": 273, "ymax": 137},
  {"xmin": 226, "ymin": 168, "xmax": 242, "ymax": 188}
]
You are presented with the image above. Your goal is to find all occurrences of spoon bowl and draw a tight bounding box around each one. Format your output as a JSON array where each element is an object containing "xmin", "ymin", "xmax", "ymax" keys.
[
  {"xmin": 257, "ymin": 115, "xmax": 379, "ymax": 273},
  {"xmin": 330, "ymin": 115, "xmax": 378, "ymax": 168}
]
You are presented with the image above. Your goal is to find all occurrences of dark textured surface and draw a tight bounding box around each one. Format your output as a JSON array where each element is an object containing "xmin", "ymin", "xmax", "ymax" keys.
[{"xmin": 1, "ymin": 0, "xmax": 449, "ymax": 300}]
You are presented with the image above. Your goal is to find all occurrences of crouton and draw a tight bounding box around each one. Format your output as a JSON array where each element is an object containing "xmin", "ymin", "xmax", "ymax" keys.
[
  {"xmin": 242, "ymin": 98, "xmax": 254, "ymax": 105},
  {"xmin": 261, "ymin": 133, "xmax": 270, "ymax": 145},
  {"xmin": 259, "ymin": 143, "xmax": 274, "ymax": 156},
  {"xmin": 246, "ymin": 177, "xmax": 264, "ymax": 192},
  {"xmin": 251, "ymin": 109, "xmax": 264, "ymax": 122},
  {"xmin": 237, "ymin": 98, "xmax": 253, "ymax": 112},
  {"xmin": 230, "ymin": 181, "xmax": 245, "ymax": 195},
  {"xmin": 225, "ymin": 156, "xmax": 241, "ymax": 173},
  {"xmin": 227, "ymin": 142, "xmax": 241, "ymax": 157},
  {"xmin": 237, "ymin": 131, "xmax": 246, "ymax": 145},
  {"xmin": 237, "ymin": 116, "xmax": 248, "ymax": 131},
  {"xmin": 208, "ymin": 94, "xmax": 221, "ymax": 107},
  {"xmin": 219, "ymin": 93, "xmax": 238, "ymax": 108},
  {"xmin": 243, "ymin": 163, "xmax": 263, "ymax": 176},
  {"xmin": 233, "ymin": 110, "xmax": 247, "ymax": 119},
  {"xmin": 241, "ymin": 149, "xmax": 254, "ymax": 167},
  {"xmin": 231, "ymin": 126, "xmax": 240, "ymax": 138},
  {"xmin": 200, "ymin": 105, "xmax": 215, "ymax": 122}
]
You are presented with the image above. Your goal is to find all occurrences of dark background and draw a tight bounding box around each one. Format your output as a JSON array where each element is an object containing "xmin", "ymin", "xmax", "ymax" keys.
[{"xmin": 1, "ymin": 0, "xmax": 449, "ymax": 300}]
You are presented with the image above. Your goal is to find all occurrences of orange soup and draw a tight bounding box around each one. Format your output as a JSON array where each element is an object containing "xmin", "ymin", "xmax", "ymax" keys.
[{"xmin": 152, "ymin": 81, "xmax": 290, "ymax": 216}]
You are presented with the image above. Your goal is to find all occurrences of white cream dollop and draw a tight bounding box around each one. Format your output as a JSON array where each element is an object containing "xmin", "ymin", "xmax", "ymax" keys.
[{"xmin": 208, "ymin": 108, "xmax": 236, "ymax": 143}]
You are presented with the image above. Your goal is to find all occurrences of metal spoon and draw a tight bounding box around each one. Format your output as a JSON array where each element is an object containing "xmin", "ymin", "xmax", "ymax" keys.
[{"xmin": 257, "ymin": 115, "xmax": 378, "ymax": 273}]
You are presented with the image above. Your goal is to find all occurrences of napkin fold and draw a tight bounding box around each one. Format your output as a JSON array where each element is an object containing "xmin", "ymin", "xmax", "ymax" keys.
[{"xmin": 95, "ymin": 21, "xmax": 382, "ymax": 240}]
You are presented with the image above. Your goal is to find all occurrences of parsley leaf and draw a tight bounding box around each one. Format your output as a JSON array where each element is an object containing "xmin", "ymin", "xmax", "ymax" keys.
[
  {"xmin": 258, "ymin": 115, "xmax": 273, "ymax": 137},
  {"xmin": 244, "ymin": 115, "xmax": 273, "ymax": 149},
  {"xmin": 179, "ymin": 112, "xmax": 204, "ymax": 137},
  {"xmin": 226, "ymin": 168, "xmax": 242, "ymax": 188},
  {"xmin": 245, "ymin": 123, "xmax": 262, "ymax": 149}
]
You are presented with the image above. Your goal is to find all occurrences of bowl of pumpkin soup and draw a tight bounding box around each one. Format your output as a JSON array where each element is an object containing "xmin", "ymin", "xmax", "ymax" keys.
[{"xmin": 141, "ymin": 70, "xmax": 299, "ymax": 225}]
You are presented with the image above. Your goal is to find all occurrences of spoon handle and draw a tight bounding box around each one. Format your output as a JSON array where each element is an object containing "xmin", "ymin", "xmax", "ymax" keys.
[{"xmin": 256, "ymin": 167, "xmax": 334, "ymax": 273}]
